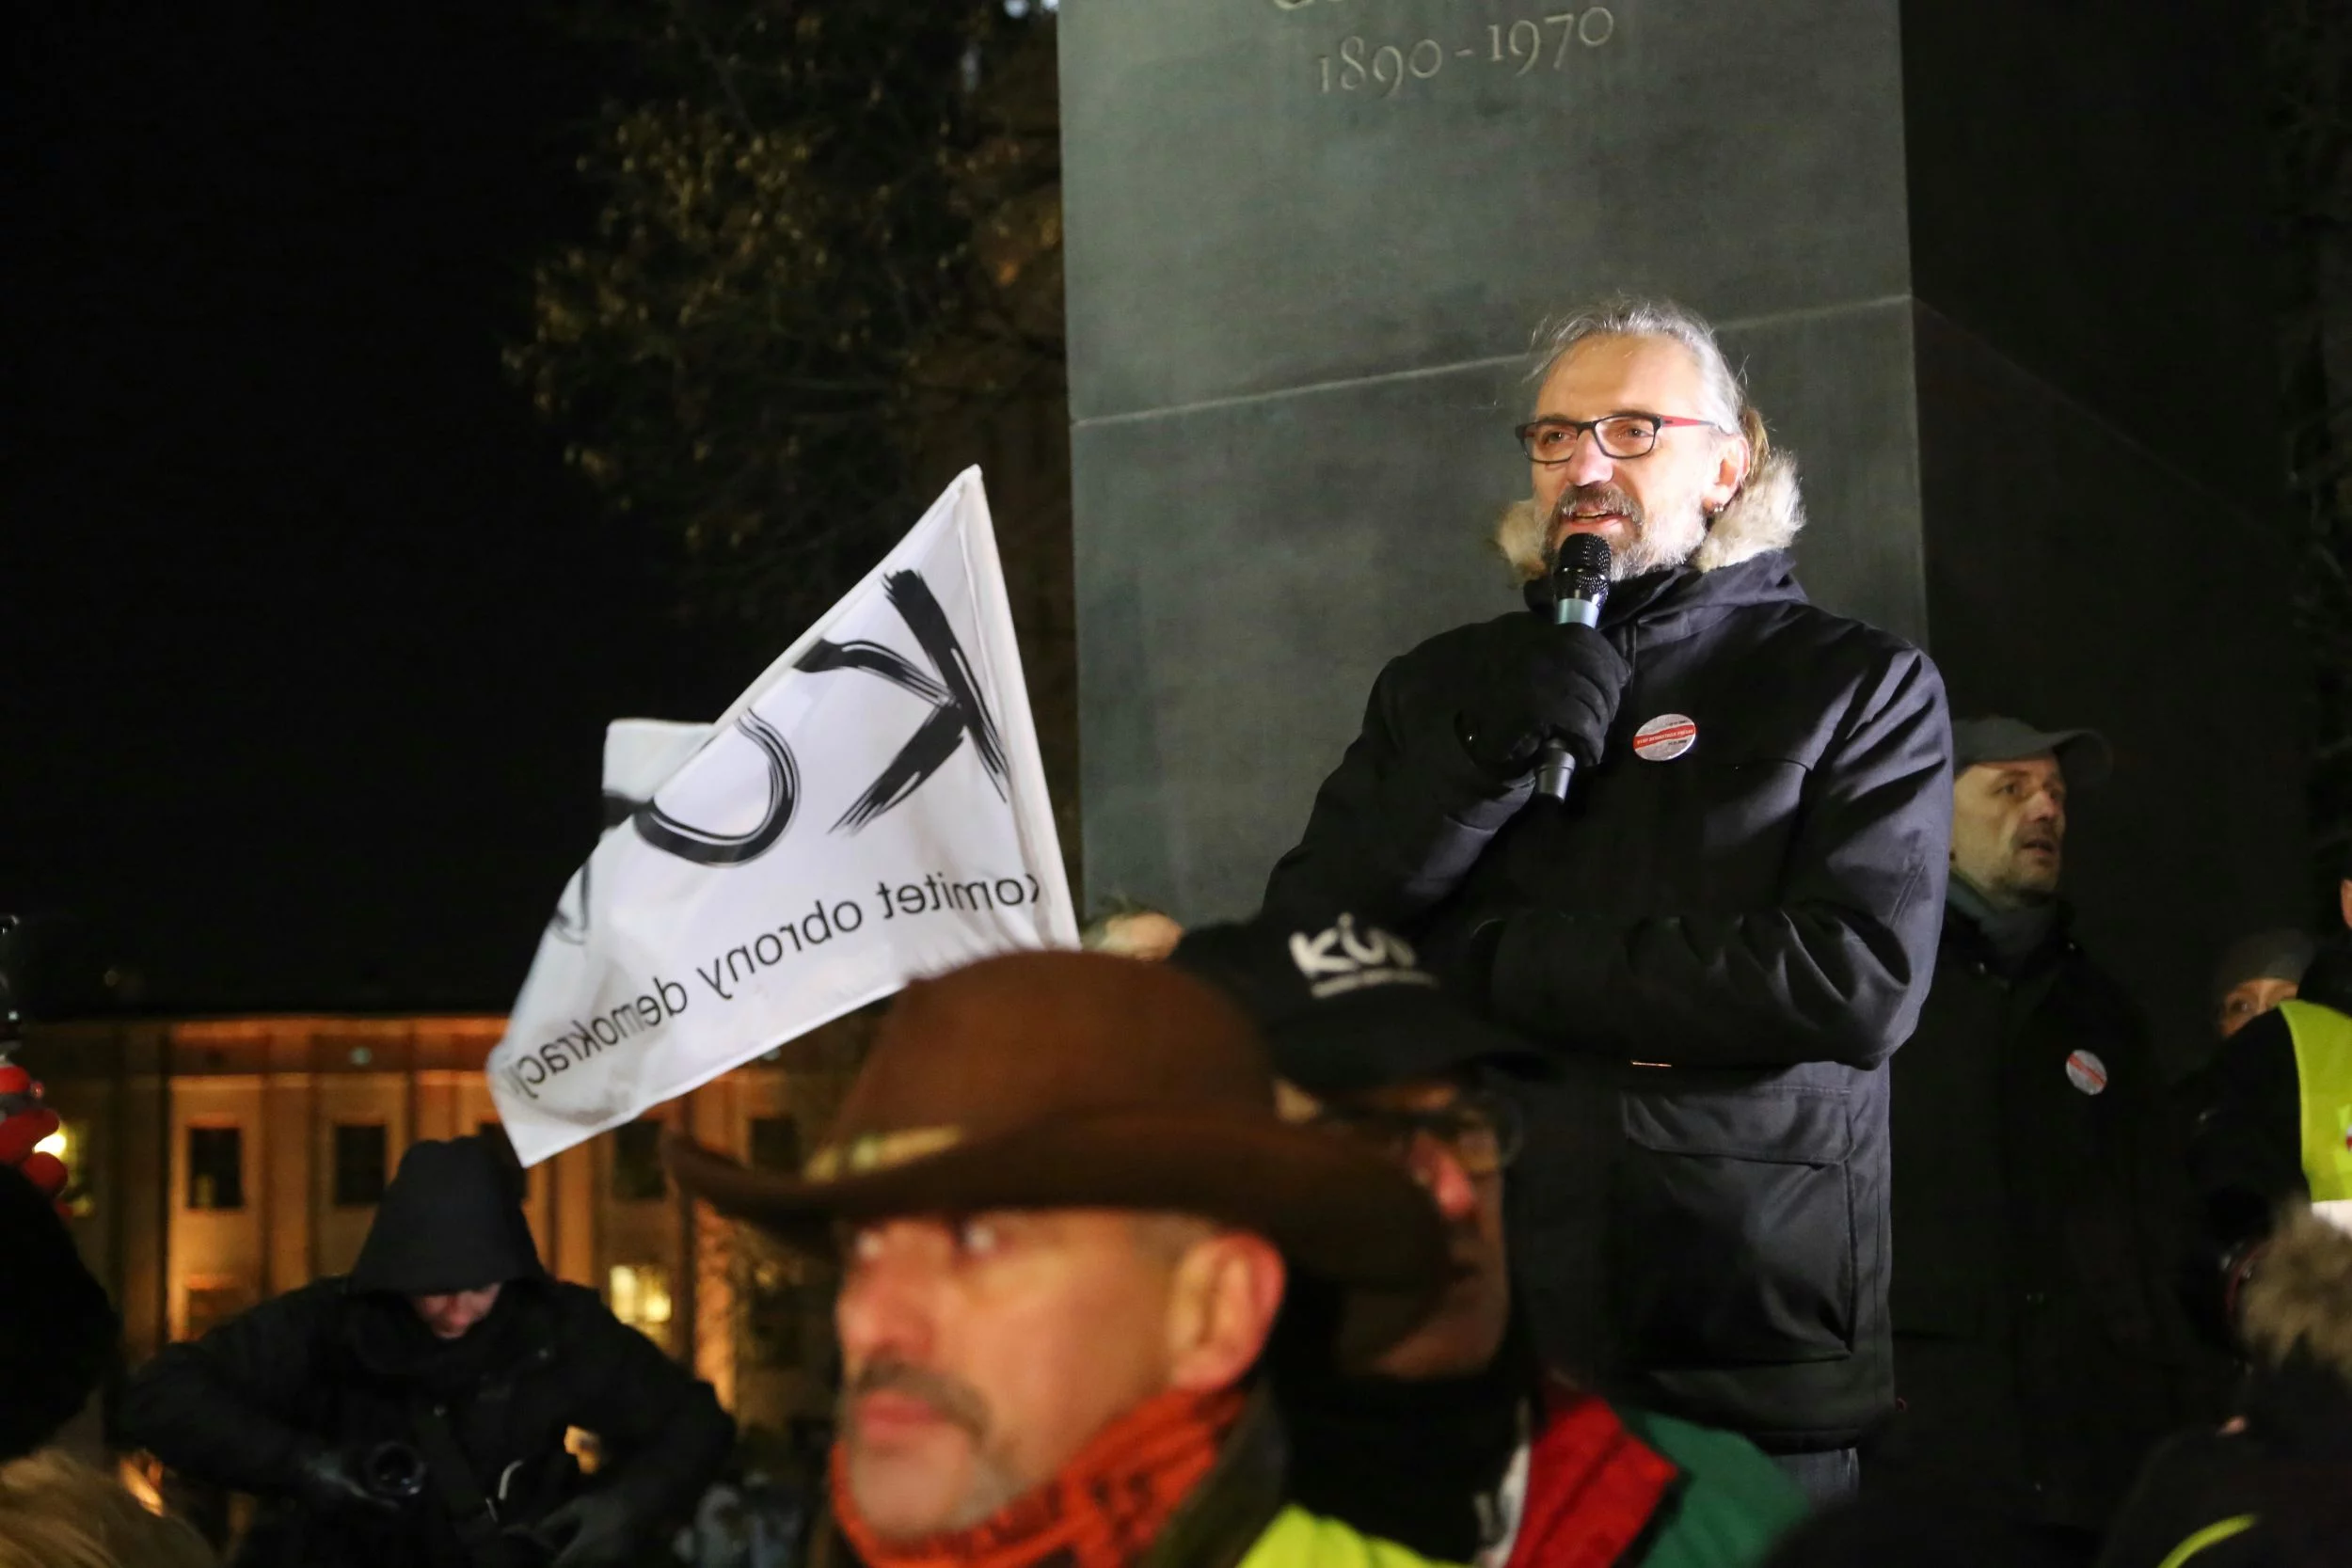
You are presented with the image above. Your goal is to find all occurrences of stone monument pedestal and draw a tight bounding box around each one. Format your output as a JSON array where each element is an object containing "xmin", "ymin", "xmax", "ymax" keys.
[{"xmin": 1059, "ymin": 0, "xmax": 2298, "ymax": 1064}]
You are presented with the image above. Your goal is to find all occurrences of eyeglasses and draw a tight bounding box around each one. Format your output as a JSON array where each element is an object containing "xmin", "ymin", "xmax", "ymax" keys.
[
  {"xmin": 1310, "ymin": 1090, "xmax": 1525, "ymax": 1178},
  {"xmin": 1515, "ymin": 413, "xmax": 1729, "ymax": 464}
]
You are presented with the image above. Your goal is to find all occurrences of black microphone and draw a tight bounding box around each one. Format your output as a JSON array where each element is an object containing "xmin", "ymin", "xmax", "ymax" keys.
[{"xmin": 1533, "ymin": 532, "xmax": 1613, "ymax": 801}]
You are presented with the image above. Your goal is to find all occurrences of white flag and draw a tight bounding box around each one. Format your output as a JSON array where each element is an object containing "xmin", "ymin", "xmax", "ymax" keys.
[{"xmin": 488, "ymin": 469, "xmax": 1078, "ymax": 1164}]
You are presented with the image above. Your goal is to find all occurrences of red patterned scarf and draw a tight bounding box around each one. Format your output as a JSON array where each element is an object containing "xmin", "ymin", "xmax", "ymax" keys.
[{"xmin": 831, "ymin": 1386, "xmax": 1246, "ymax": 1568}]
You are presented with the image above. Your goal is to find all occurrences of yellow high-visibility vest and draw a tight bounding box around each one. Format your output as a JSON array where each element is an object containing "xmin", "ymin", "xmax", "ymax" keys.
[{"xmin": 2280, "ymin": 999, "xmax": 2352, "ymax": 1203}]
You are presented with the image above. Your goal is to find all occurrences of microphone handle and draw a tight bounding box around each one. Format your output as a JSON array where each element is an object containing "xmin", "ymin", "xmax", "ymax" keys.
[{"xmin": 1532, "ymin": 593, "xmax": 1602, "ymax": 801}]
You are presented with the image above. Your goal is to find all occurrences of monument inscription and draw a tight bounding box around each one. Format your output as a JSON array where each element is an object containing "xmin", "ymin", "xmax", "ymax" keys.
[{"xmin": 1309, "ymin": 10, "xmax": 1619, "ymax": 96}]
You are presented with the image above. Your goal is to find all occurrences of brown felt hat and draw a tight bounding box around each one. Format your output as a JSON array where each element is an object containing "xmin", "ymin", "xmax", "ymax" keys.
[{"xmin": 663, "ymin": 949, "xmax": 1447, "ymax": 1353}]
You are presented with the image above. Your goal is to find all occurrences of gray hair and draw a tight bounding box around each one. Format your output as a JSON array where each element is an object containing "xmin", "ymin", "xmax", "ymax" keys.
[{"xmin": 1528, "ymin": 296, "xmax": 1772, "ymax": 472}]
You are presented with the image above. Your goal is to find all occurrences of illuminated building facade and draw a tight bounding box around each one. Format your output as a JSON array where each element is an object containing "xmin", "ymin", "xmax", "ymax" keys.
[{"xmin": 29, "ymin": 1013, "xmax": 863, "ymax": 1438}]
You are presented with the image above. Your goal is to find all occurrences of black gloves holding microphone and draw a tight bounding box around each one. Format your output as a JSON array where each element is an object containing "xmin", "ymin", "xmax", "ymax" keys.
[{"xmin": 1455, "ymin": 616, "xmax": 1630, "ymax": 783}]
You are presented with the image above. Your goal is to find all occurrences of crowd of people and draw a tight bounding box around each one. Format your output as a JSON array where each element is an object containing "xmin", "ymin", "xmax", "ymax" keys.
[{"xmin": 6, "ymin": 295, "xmax": 2352, "ymax": 1566}]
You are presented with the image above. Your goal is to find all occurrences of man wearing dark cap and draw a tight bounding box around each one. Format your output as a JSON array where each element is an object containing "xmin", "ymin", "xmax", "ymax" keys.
[
  {"xmin": 2209, "ymin": 929, "xmax": 2314, "ymax": 1042},
  {"xmin": 1868, "ymin": 717, "xmax": 2203, "ymax": 1561},
  {"xmin": 1174, "ymin": 917, "xmax": 1807, "ymax": 1568},
  {"xmin": 2188, "ymin": 865, "xmax": 2352, "ymax": 1347},
  {"xmin": 119, "ymin": 1133, "xmax": 734, "ymax": 1567},
  {"xmin": 662, "ymin": 949, "xmax": 1459, "ymax": 1568}
]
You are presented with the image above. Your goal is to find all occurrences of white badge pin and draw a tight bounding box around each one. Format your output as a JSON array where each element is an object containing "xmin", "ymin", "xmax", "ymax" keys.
[
  {"xmin": 1631, "ymin": 713, "xmax": 1698, "ymax": 762},
  {"xmin": 2065, "ymin": 1049, "xmax": 2109, "ymax": 1096}
]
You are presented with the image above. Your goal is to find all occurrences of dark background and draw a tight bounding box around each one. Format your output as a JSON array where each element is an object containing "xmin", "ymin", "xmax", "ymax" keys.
[{"xmin": 5, "ymin": 8, "xmax": 753, "ymax": 1011}]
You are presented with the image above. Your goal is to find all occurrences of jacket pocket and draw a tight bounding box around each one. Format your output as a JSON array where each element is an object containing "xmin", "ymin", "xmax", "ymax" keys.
[{"xmin": 1609, "ymin": 1085, "xmax": 1856, "ymax": 1365}]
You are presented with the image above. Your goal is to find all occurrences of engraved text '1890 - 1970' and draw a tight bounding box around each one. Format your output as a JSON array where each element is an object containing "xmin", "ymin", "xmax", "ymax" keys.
[{"xmin": 1274, "ymin": 2, "xmax": 1620, "ymax": 100}]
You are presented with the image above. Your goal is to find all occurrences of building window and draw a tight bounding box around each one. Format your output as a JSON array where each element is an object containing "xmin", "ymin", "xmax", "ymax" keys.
[
  {"xmin": 750, "ymin": 1116, "xmax": 802, "ymax": 1173},
  {"xmin": 742, "ymin": 1252, "xmax": 807, "ymax": 1369},
  {"xmin": 609, "ymin": 1263, "xmax": 673, "ymax": 1346},
  {"xmin": 331, "ymin": 1124, "xmax": 388, "ymax": 1208},
  {"xmin": 611, "ymin": 1120, "xmax": 666, "ymax": 1202},
  {"xmin": 186, "ymin": 1127, "xmax": 244, "ymax": 1212},
  {"xmin": 183, "ymin": 1277, "xmax": 253, "ymax": 1339}
]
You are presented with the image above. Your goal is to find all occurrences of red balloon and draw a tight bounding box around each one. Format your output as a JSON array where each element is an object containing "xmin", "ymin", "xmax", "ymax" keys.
[
  {"xmin": 0, "ymin": 1106, "xmax": 60, "ymax": 1166},
  {"xmin": 18, "ymin": 1150, "xmax": 67, "ymax": 1197},
  {"xmin": 0, "ymin": 1064, "xmax": 31, "ymax": 1097}
]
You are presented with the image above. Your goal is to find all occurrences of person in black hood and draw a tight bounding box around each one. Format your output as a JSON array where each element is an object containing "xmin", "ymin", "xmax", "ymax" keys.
[
  {"xmin": 1867, "ymin": 718, "xmax": 2213, "ymax": 1561},
  {"xmin": 2188, "ymin": 911, "xmax": 2352, "ymax": 1350},
  {"xmin": 117, "ymin": 1133, "xmax": 733, "ymax": 1568},
  {"xmin": 1263, "ymin": 296, "xmax": 1952, "ymax": 1502},
  {"xmin": 2096, "ymin": 1205, "xmax": 2352, "ymax": 1568}
]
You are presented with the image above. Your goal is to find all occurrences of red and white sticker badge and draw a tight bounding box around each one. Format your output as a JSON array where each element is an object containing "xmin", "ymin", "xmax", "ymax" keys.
[
  {"xmin": 1631, "ymin": 713, "xmax": 1698, "ymax": 762},
  {"xmin": 2065, "ymin": 1049, "xmax": 2109, "ymax": 1096}
]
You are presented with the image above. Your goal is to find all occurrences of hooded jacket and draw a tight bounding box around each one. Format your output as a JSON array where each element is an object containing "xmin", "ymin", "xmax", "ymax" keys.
[
  {"xmin": 2093, "ymin": 1210, "xmax": 2352, "ymax": 1568},
  {"xmin": 1873, "ymin": 895, "xmax": 2207, "ymax": 1532},
  {"xmin": 2189, "ymin": 934, "xmax": 2352, "ymax": 1309},
  {"xmin": 117, "ymin": 1135, "xmax": 733, "ymax": 1567},
  {"xmin": 1265, "ymin": 469, "xmax": 1951, "ymax": 1450}
]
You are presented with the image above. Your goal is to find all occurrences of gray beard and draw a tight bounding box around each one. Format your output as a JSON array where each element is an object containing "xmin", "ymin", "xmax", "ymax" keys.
[{"xmin": 1553, "ymin": 505, "xmax": 1707, "ymax": 580}]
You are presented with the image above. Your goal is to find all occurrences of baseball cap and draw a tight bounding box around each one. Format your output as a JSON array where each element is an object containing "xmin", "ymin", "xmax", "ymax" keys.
[
  {"xmin": 1950, "ymin": 715, "xmax": 2114, "ymax": 788},
  {"xmin": 1170, "ymin": 916, "xmax": 1547, "ymax": 1095}
]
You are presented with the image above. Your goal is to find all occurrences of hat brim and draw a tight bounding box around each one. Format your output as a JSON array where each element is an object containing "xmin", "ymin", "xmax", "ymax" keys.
[
  {"xmin": 663, "ymin": 1113, "xmax": 1447, "ymax": 1360},
  {"xmin": 1955, "ymin": 721, "xmax": 2113, "ymax": 787}
]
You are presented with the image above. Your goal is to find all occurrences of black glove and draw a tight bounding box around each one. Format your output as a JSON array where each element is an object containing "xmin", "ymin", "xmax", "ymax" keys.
[
  {"xmin": 529, "ymin": 1490, "xmax": 643, "ymax": 1568},
  {"xmin": 292, "ymin": 1446, "xmax": 398, "ymax": 1514},
  {"xmin": 1455, "ymin": 615, "xmax": 1630, "ymax": 780}
]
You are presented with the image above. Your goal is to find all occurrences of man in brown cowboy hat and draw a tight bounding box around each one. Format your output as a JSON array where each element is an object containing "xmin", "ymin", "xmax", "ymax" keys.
[{"xmin": 663, "ymin": 949, "xmax": 1456, "ymax": 1568}]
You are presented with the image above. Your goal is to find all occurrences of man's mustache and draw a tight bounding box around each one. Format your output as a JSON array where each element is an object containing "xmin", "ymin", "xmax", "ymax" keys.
[
  {"xmin": 841, "ymin": 1357, "xmax": 993, "ymax": 1440},
  {"xmin": 1551, "ymin": 484, "xmax": 1645, "ymax": 529}
]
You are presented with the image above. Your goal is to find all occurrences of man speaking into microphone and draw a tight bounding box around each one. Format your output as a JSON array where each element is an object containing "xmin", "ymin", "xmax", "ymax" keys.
[{"xmin": 1263, "ymin": 297, "xmax": 1952, "ymax": 1501}]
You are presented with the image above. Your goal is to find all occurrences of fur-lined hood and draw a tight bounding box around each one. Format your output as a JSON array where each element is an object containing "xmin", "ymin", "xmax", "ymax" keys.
[
  {"xmin": 2244, "ymin": 1206, "xmax": 2352, "ymax": 1386},
  {"xmin": 1491, "ymin": 449, "xmax": 1808, "ymax": 583}
]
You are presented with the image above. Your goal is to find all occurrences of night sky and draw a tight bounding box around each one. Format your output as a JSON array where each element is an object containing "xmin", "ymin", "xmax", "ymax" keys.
[{"xmin": 7, "ymin": 9, "xmax": 752, "ymax": 1012}]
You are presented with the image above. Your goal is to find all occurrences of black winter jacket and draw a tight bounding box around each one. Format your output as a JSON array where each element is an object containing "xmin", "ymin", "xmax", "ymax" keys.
[
  {"xmin": 117, "ymin": 1136, "xmax": 733, "ymax": 1567},
  {"xmin": 1872, "ymin": 901, "xmax": 2209, "ymax": 1533},
  {"xmin": 2185, "ymin": 942, "xmax": 2352, "ymax": 1307},
  {"xmin": 1266, "ymin": 551, "xmax": 1951, "ymax": 1450}
]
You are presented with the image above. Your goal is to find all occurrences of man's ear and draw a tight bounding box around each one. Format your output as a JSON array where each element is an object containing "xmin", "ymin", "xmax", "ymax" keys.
[
  {"xmin": 1164, "ymin": 1231, "xmax": 1287, "ymax": 1394},
  {"xmin": 2339, "ymin": 877, "xmax": 2350, "ymax": 930},
  {"xmin": 1706, "ymin": 436, "xmax": 1750, "ymax": 516}
]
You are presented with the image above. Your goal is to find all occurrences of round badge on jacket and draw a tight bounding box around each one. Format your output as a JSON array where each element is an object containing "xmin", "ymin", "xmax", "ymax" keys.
[
  {"xmin": 1631, "ymin": 713, "xmax": 1697, "ymax": 762},
  {"xmin": 2064, "ymin": 1049, "xmax": 2109, "ymax": 1096}
]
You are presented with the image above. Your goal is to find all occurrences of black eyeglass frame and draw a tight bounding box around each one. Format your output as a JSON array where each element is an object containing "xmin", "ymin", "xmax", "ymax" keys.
[
  {"xmin": 1514, "ymin": 412, "xmax": 1732, "ymax": 464},
  {"xmin": 1308, "ymin": 1088, "xmax": 1526, "ymax": 1177}
]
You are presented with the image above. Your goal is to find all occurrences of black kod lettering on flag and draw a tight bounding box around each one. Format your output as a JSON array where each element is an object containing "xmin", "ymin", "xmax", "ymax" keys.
[
  {"xmin": 803, "ymin": 571, "xmax": 1008, "ymax": 833},
  {"xmin": 796, "ymin": 636, "xmax": 951, "ymax": 706},
  {"xmin": 631, "ymin": 711, "xmax": 800, "ymax": 866}
]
